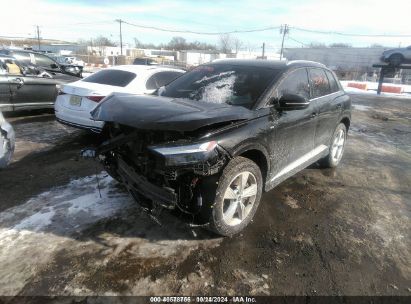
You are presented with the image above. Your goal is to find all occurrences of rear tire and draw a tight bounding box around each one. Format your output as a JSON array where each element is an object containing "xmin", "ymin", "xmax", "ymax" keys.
[
  {"xmin": 200, "ymin": 156, "xmax": 263, "ymax": 236},
  {"xmin": 319, "ymin": 123, "xmax": 347, "ymax": 168},
  {"xmin": 389, "ymin": 54, "xmax": 403, "ymax": 67}
]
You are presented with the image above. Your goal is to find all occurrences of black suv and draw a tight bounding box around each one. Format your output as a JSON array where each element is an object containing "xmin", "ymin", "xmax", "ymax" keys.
[{"xmin": 87, "ymin": 59, "xmax": 351, "ymax": 236}]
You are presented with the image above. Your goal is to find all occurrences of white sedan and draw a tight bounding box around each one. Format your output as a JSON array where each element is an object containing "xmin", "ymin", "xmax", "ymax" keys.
[{"xmin": 54, "ymin": 65, "xmax": 185, "ymax": 132}]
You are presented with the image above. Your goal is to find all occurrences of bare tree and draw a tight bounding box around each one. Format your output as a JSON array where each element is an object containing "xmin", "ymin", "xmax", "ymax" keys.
[
  {"xmin": 233, "ymin": 37, "xmax": 243, "ymax": 54},
  {"xmin": 329, "ymin": 43, "xmax": 352, "ymax": 48},
  {"xmin": 94, "ymin": 36, "xmax": 116, "ymax": 47},
  {"xmin": 168, "ymin": 36, "xmax": 187, "ymax": 50},
  {"xmin": 219, "ymin": 34, "xmax": 233, "ymax": 53}
]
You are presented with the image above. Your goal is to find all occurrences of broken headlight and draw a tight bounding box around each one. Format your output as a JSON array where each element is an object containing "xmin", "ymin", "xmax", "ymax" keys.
[{"xmin": 149, "ymin": 141, "xmax": 218, "ymax": 166}]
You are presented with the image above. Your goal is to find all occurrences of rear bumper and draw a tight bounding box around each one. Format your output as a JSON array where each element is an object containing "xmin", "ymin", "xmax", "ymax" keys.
[
  {"xmin": 55, "ymin": 97, "xmax": 104, "ymax": 131},
  {"xmin": 56, "ymin": 117, "xmax": 102, "ymax": 133}
]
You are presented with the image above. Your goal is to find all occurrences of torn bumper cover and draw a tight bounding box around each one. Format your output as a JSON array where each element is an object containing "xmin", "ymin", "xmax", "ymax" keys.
[
  {"xmin": 116, "ymin": 156, "xmax": 178, "ymax": 207},
  {"xmin": 82, "ymin": 134, "xmax": 228, "ymax": 210}
]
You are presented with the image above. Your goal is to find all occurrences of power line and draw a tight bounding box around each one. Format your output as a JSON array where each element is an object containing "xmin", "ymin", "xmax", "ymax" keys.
[
  {"xmin": 287, "ymin": 36, "xmax": 307, "ymax": 47},
  {"xmin": 291, "ymin": 26, "xmax": 411, "ymax": 38},
  {"xmin": 122, "ymin": 20, "xmax": 280, "ymax": 35}
]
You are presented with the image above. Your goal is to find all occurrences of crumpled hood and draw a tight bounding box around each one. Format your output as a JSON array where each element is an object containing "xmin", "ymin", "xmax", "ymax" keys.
[{"xmin": 91, "ymin": 93, "xmax": 255, "ymax": 132}]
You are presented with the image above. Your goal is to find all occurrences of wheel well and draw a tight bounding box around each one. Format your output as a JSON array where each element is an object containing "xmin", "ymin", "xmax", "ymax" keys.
[
  {"xmin": 390, "ymin": 53, "xmax": 404, "ymax": 59},
  {"xmin": 239, "ymin": 149, "xmax": 268, "ymax": 183},
  {"xmin": 341, "ymin": 117, "xmax": 350, "ymax": 131}
]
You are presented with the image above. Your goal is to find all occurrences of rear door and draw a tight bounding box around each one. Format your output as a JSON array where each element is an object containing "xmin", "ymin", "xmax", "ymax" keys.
[
  {"xmin": 8, "ymin": 66, "xmax": 58, "ymax": 110},
  {"xmin": 308, "ymin": 68, "xmax": 344, "ymax": 146}
]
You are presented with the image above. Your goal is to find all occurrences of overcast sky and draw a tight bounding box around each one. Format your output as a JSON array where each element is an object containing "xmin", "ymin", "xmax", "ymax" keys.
[{"xmin": 3, "ymin": 0, "xmax": 411, "ymax": 51}]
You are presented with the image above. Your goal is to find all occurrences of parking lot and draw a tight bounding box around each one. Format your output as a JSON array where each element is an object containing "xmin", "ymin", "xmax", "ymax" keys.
[{"xmin": 0, "ymin": 94, "xmax": 410, "ymax": 296}]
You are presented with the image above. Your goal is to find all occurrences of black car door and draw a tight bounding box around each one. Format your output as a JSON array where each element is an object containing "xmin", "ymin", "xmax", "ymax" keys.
[
  {"xmin": 308, "ymin": 68, "xmax": 345, "ymax": 147},
  {"xmin": 266, "ymin": 68, "xmax": 317, "ymax": 179},
  {"xmin": 8, "ymin": 68, "xmax": 58, "ymax": 110}
]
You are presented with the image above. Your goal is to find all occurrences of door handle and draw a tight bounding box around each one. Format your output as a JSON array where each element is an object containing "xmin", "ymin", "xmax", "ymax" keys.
[
  {"xmin": 336, "ymin": 104, "xmax": 342, "ymax": 109},
  {"xmin": 10, "ymin": 78, "xmax": 24, "ymax": 89}
]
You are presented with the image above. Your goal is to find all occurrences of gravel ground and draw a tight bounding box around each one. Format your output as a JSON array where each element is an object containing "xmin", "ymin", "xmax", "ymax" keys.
[{"xmin": 0, "ymin": 94, "xmax": 410, "ymax": 296}]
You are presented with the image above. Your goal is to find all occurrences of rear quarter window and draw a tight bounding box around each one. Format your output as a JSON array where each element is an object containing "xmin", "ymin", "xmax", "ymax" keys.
[
  {"xmin": 82, "ymin": 69, "xmax": 137, "ymax": 87},
  {"xmin": 146, "ymin": 71, "xmax": 183, "ymax": 90},
  {"xmin": 11, "ymin": 52, "xmax": 31, "ymax": 63},
  {"xmin": 325, "ymin": 70, "xmax": 340, "ymax": 93}
]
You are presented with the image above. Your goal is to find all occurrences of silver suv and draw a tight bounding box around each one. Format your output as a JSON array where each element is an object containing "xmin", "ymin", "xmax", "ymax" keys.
[{"xmin": 381, "ymin": 46, "xmax": 411, "ymax": 66}]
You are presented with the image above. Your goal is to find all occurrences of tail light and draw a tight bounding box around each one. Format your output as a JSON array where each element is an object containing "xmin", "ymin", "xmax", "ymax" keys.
[{"xmin": 86, "ymin": 96, "xmax": 105, "ymax": 102}]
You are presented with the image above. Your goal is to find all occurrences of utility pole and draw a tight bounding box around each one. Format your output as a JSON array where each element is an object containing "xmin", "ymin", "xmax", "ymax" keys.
[
  {"xmin": 280, "ymin": 24, "xmax": 289, "ymax": 60},
  {"xmin": 115, "ymin": 19, "xmax": 123, "ymax": 55},
  {"xmin": 262, "ymin": 42, "xmax": 265, "ymax": 59},
  {"xmin": 36, "ymin": 25, "xmax": 41, "ymax": 51}
]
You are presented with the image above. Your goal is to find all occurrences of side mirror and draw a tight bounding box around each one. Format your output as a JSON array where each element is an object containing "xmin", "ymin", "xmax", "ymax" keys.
[
  {"xmin": 50, "ymin": 63, "xmax": 59, "ymax": 69},
  {"xmin": 276, "ymin": 93, "xmax": 309, "ymax": 111}
]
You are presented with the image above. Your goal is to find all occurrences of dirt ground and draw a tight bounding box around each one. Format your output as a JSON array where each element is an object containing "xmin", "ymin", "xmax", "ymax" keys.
[{"xmin": 0, "ymin": 94, "xmax": 410, "ymax": 296}]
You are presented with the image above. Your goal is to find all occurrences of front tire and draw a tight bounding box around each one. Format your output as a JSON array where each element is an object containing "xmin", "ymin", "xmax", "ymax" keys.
[
  {"xmin": 201, "ymin": 156, "xmax": 263, "ymax": 236},
  {"xmin": 320, "ymin": 123, "xmax": 347, "ymax": 168}
]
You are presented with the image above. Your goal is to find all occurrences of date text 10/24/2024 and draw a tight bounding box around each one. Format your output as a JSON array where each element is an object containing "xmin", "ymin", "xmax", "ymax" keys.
[{"xmin": 149, "ymin": 296, "xmax": 257, "ymax": 303}]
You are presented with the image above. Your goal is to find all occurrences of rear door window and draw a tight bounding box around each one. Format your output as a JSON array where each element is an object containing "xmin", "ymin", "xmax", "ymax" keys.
[
  {"xmin": 275, "ymin": 68, "xmax": 310, "ymax": 100},
  {"xmin": 33, "ymin": 54, "xmax": 57, "ymax": 68},
  {"xmin": 325, "ymin": 70, "xmax": 340, "ymax": 93},
  {"xmin": 82, "ymin": 69, "xmax": 137, "ymax": 87},
  {"xmin": 309, "ymin": 68, "xmax": 331, "ymax": 99},
  {"xmin": 155, "ymin": 71, "xmax": 183, "ymax": 87},
  {"xmin": 11, "ymin": 52, "xmax": 31, "ymax": 64}
]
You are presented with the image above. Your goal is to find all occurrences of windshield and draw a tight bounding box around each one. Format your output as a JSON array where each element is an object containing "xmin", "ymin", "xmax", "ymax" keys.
[{"xmin": 159, "ymin": 64, "xmax": 279, "ymax": 109}]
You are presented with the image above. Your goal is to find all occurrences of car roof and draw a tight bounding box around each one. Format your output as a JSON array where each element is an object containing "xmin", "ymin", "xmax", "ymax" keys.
[
  {"xmin": 211, "ymin": 59, "xmax": 326, "ymax": 70},
  {"xmin": 107, "ymin": 65, "xmax": 185, "ymax": 73}
]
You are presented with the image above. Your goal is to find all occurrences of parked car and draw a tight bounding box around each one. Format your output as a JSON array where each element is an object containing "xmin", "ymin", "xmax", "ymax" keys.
[
  {"xmin": 51, "ymin": 55, "xmax": 85, "ymax": 67},
  {"xmin": 0, "ymin": 111, "xmax": 15, "ymax": 168},
  {"xmin": 55, "ymin": 65, "xmax": 185, "ymax": 132},
  {"xmin": 84, "ymin": 59, "xmax": 351, "ymax": 236},
  {"xmin": 381, "ymin": 45, "xmax": 411, "ymax": 66},
  {"xmin": 0, "ymin": 55, "xmax": 78, "ymax": 112},
  {"xmin": 133, "ymin": 57, "xmax": 158, "ymax": 65},
  {"xmin": 0, "ymin": 49, "xmax": 83, "ymax": 78}
]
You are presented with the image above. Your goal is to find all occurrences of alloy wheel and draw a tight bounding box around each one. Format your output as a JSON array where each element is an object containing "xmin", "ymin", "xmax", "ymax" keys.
[
  {"xmin": 222, "ymin": 171, "xmax": 258, "ymax": 226},
  {"xmin": 331, "ymin": 129, "xmax": 345, "ymax": 163}
]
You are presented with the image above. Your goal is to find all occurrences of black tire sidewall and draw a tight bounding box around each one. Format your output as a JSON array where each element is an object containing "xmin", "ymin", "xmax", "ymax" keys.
[{"xmin": 208, "ymin": 156, "xmax": 263, "ymax": 236}]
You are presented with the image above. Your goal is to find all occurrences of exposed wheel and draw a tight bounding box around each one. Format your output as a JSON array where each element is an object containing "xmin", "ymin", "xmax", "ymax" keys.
[
  {"xmin": 389, "ymin": 54, "xmax": 403, "ymax": 67},
  {"xmin": 200, "ymin": 156, "xmax": 263, "ymax": 236},
  {"xmin": 320, "ymin": 123, "xmax": 347, "ymax": 168}
]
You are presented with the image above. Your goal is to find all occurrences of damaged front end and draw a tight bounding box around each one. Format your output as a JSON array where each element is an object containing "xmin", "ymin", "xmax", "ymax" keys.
[{"xmin": 85, "ymin": 123, "xmax": 229, "ymax": 215}]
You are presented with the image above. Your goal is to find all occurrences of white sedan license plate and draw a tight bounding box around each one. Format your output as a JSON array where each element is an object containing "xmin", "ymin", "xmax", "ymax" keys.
[{"xmin": 69, "ymin": 95, "xmax": 82, "ymax": 106}]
